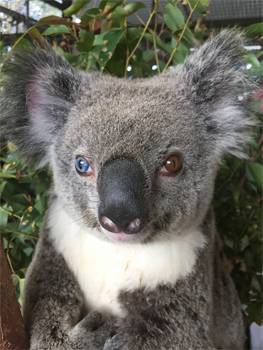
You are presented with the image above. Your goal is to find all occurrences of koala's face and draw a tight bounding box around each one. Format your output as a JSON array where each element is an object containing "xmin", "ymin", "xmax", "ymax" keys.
[
  {"xmin": 52, "ymin": 76, "xmax": 216, "ymax": 243},
  {"xmin": 1, "ymin": 30, "xmax": 251, "ymax": 243}
]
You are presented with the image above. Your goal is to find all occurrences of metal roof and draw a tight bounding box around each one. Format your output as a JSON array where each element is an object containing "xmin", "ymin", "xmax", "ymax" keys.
[{"xmin": 207, "ymin": 0, "xmax": 263, "ymax": 25}]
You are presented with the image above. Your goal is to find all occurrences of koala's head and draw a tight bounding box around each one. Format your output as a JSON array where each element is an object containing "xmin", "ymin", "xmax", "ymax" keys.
[{"xmin": 1, "ymin": 30, "xmax": 253, "ymax": 243}]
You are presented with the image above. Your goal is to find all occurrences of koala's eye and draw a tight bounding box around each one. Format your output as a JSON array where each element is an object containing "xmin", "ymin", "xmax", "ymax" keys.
[
  {"xmin": 159, "ymin": 153, "xmax": 183, "ymax": 176},
  {"xmin": 75, "ymin": 156, "xmax": 93, "ymax": 176}
]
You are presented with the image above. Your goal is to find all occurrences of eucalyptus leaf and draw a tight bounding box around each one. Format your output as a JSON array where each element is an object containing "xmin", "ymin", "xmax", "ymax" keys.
[
  {"xmin": 43, "ymin": 25, "xmax": 71, "ymax": 36},
  {"xmin": 122, "ymin": 2, "xmax": 145, "ymax": 16},
  {"xmin": 187, "ymin": 0, "xmax": 209, "ymax": 13},
  {"xmin": 247, "ymin": 163, "xmax": 263, "ymax": 190},
  {"xmin": 93, "ymin": 33, "xmax": 106, "ymax": 46},
  {"xmin": 240, "ymin": 235, "xmax": 250, "ymax": 252},
  {"xmin": 104, "ymin": 29, "xmax": 124, "ymax": 53},
  {"xmin": 0, "ymin": 208, "xmax": 8, "ymax": 227},
  {"xmin": 0, "ymin": 170, "xmax": 17, "ymax": 179},
  {"xmin": 127, "ymin": 27, "xmax": 143, "ymax": 42},
  {"xmin": 144, "ymin": 33, "xmax": 172, "ymax": 54},
  {"xmin": 142, "ymin": 50, "xmax": 155, "ymax": 62},
  {"xmin": 244, "ymin": 53, "xmax": 261, "ymax": 68},
  {"xmin": 164, "ymin": 3, "xmax": 185, "ymax": 32},
  {"xmin": 245, "ymin": 23, "xmax": 263, "ymax": 37},
  {"xmin": 64, "ymin": 0, "xmax": 91, "ymax": 17},
  {"xmin": 77, "ymin": 30, "xmax": 94, "ymax": 52},
  {"xmin": 99, "ymin": 0, "xmax": 108, "ymax": 10},
  {"xmin": 111, "ymin": 6, "xmax": 126, "ymax": 20},
  {"xmin": 172, "ymin": 42, "xmax": 189, "ymax": 64},
  {"xmin": 81, "ymin": 8, "xmax": 101, "ymax": 23}
]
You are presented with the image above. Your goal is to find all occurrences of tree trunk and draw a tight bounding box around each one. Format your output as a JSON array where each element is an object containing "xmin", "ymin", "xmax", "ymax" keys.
[{"xmin": 0, "ymin": 239, "xmax": 29, "ymax": 350}]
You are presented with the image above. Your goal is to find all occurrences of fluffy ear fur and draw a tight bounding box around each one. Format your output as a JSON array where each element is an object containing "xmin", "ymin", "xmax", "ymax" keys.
[
  {"xmin": 0, "ymin": 48, "xmax": 82, "ymax": 164},
  {"xmin": 177, "ymin": 29, "xmax": 254, "ymax": 159}
]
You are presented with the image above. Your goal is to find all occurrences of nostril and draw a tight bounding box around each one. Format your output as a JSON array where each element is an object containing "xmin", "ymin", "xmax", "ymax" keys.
[
  {"xmin": 99, "ymin": 215, "xmax": 143, "ymax": 235},
  {"xmin": 99, "ymin": 216, "xmax": 121, "ymax": 233},
  {"xmin": 127, "ymin": 218, "xmax": 142, "ymax": 234}
]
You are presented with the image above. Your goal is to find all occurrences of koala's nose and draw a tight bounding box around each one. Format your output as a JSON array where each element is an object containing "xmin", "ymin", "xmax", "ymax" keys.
[{"xmin": 98, "ymin": 157, "xmax": 147, "ymax": 234}]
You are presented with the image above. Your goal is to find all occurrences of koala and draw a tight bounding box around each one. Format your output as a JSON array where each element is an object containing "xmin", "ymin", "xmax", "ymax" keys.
[{"xmin": 0, "ymin": 30, "xmax": 252, "ymax": 350}]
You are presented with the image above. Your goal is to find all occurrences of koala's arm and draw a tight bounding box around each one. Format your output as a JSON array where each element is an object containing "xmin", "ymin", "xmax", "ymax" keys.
[
  {"xmin": 104, "ymin": 282, "xmax": 217, "ymax": 350},
  {"xmin": 23, "ymin": 228, "xmax": 113, "ymax": 350}
]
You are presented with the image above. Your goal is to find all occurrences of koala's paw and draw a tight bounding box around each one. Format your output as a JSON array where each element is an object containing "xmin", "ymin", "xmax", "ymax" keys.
[
  {"xmin": 69, "ymin": 311, "xmax": 115, "ymax": 350},
  {"xmin": 103, "ymin": 334, "xmax": 128, "ymax": 350}
]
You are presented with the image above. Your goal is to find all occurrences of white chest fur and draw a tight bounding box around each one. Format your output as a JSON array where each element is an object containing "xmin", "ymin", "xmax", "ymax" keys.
[{"xmin": 48, "ymin": 200, "xmax": 205, "ymax": 316}]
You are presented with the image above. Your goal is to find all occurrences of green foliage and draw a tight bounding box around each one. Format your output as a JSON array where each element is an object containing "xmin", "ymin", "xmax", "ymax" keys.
[
  {"xmin": 10, "ymin": 0, "xmax": 209, "ymax": 76},
  {"xmin": 0, "ymin": 144, "xmax": 50, "ymax": 301},
  {"xmin": 43, "ymin": 24, "xmax": 71, "ymax": 36},
  {"xmin": 245, "ymin": 22, "xmax": 263, "ymax": 38},
  {"xmin": 63, "ymin": 0, "xmax": 92, "ymax": 17},
  {"xmin": 0, "ymin": 0, "xmax": 262, "ymax": 324},
  {"xmin": 214, "ymin": 112, "xmax": 262, "ymax": 325},
  {"xmin": 164, "ymin": 3, "xmax": 185, "ymax": 32}
]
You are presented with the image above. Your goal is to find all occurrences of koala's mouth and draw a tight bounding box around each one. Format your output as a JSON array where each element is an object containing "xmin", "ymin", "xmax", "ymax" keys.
[{"xmin": 100, "ymin": 226, "xmax": 142, "ymax": 243}]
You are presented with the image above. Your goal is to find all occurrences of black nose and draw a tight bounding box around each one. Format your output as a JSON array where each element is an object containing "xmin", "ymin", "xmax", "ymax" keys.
[{"xmin": 98, "ymin": 157, "xmax": 147, "ymax": 234}]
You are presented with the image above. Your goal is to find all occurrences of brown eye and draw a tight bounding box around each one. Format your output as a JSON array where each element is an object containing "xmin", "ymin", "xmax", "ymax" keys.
[{"xmin": 159, "ymin": 153, "xmax": 183, "ymax": 176}]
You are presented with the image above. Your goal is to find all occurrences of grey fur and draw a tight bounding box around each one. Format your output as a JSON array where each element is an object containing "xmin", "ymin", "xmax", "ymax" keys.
[
  {"xmin": 0, "ymin": 48, "xmax": 82, "ymax": 163},
  {"xmin": 0, "ymin": 30, "xmax": 251, "ymax": 349},
  {"xmin": 23, "ymin": 226, "xmax": 115, "ymax": 350}
]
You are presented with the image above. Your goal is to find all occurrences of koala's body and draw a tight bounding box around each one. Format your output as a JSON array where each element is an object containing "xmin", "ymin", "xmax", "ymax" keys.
[{"xmin": 1, "ymin": 30, "xmax": 252, "ymax": 349}]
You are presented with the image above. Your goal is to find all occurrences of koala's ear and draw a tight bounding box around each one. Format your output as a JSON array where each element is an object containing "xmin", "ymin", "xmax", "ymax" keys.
[
  {"xmin": 0, "ymin": 49, "xmax": 82, "ymax": 164},
  {"xmin": 176, "ymin": 29, "xmax": 254, "ymax": 158}
]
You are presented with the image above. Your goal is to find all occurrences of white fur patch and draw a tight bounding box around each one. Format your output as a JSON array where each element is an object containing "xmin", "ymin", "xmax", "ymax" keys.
[
  {"xmin": 211, "ymin": 102, "xmax": 254, "ymax": 160},
  {"xmin": 48, "ymin": 200, "xmax": 206, "ymax": 316}
]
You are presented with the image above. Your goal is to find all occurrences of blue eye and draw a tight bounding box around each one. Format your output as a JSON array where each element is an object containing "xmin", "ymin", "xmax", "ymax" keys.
[{"xmin": 75, "ymin": 156, "xmax": 92, "ymax": 175}]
